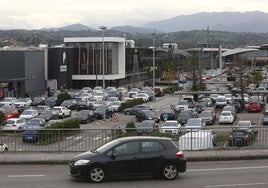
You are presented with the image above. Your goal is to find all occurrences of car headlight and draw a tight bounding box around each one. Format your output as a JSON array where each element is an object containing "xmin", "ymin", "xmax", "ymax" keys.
[{"xmin": 74, "ymin": 159, "xmax": 90, "ymax": 166}]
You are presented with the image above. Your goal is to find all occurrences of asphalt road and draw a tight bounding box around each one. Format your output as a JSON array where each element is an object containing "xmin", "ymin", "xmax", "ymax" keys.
[{"xmin": 1, "ymin": 159, "xmax": 268, "ymax": 188}]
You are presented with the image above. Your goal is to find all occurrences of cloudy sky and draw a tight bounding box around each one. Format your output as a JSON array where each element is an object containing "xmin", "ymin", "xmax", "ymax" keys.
[{"xmin": 1, "ymin": 0, "xmax": 268, "ymax": 30}]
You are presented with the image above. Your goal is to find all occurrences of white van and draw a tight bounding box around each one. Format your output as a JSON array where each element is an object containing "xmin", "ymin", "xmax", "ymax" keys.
[
  {"xmin": 179, "ymin": 130, "xmax": 215, "ymax": 150},
  {"xmin": 215, "ymin": 95, "xmax": 227, "ymax": 108}
]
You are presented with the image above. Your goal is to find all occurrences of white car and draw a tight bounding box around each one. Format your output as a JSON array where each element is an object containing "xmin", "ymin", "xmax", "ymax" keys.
[
  {"xmin": 14, "ymin": 97, "xmax": 32, "ymax": 107},
  {"xmin": 159, "ymin": 120, "xmax": 181, "ymax": 135},
  {"xmin": 219, "ymin": 111, "xmax": 234, "ymax": 124},
  {"xmin": 236, "ymin": 120, "xmax": 255, "ymax": 133},
  {"xmin": 174, "ymin": 100, "xmax": 189, "ymax": 112},
  {"xmin": 2, "ymin": 118, "xmax": 26, "ymax": 131},
  {"xmin": 0, "ymin": 97, "xmax": 17, "ymax": 107},
  {"xmin": 19, "ymin": 109, "xmax": 39, "ymax": 121},
  {"xmin": 135, "ymin": 93, "xmax": 149, "ymax": 102},
  {"xmin": 108, "ymin": 101, "xmax": 122, "ymax": 112},
  {"xmin": 52, "ymin": 106, "xmax": 71, "ymax": 118},
  {"xmin": 0, "ymin": 143, "xmax": 8, "ymax": 152}
]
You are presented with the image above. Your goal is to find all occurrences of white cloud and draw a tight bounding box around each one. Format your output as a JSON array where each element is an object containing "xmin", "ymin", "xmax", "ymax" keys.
[{"xmin": 1, "ymin": 0, "xmax": 268, "ymax": 29}]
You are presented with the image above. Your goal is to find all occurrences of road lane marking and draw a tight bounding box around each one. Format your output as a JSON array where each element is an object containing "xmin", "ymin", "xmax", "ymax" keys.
[
  {"xmin": 188, "ymin": 165, "xmax": 268, "ymax": 172},
  {"xmin": 204, "ymin": 182, "xmax": 267, "ymax": 187},
  {"xmin": 8, "ymin": 175, "xmax": 46, "ymax": 178}
]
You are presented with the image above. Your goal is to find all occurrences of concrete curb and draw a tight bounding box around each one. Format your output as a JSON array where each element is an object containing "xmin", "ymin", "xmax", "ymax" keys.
[{"xmin": 1, "ymin": 150, "xmax": 268, "ymax": 164}]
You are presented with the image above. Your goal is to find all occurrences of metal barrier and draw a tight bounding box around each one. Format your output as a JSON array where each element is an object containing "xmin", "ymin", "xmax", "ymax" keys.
[{"xmin": 1, "ymin": 126, "xmax": 268, "ymax": 151}]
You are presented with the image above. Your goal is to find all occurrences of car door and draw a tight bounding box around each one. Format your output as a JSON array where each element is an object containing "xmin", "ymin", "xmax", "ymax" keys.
[
  {"xmin": 136, "ymin": 141, "xmax": 166, "ymax": 175},
  {"xmin": 105, "ymin": 141, "xmax": 139, "ymax": 177}
]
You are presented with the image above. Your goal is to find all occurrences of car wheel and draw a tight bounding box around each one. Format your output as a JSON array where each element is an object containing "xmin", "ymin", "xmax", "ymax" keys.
[
  {"xmin": 88, "ymin": 166, "xmax": 106, "ymax": 183},
  {"xmin": 161, "ymin": 163, "xmax": 178, "ymax": 180},
  {"xmin": 62, "ymin": 114, "xmax": 65, "ymax": 119}
]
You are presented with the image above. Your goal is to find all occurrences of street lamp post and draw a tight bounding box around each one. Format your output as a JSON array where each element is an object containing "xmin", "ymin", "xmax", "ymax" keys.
[
  {"xmin": 152, "ymin": 33, "xmax": 156, "ymax": 101},
  {"xmin": 100, "ymin": 25, "xmax": 107, "ymax": 120}
]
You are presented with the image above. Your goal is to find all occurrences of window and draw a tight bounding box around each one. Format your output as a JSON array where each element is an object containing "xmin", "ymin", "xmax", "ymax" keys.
[
  {"xmin": 113, "ymin": 141, "xmax": 139, "ymax": 155},
  {"xmin": 141, "ymin": 141, "xmax": 163, "ymax": 152}
]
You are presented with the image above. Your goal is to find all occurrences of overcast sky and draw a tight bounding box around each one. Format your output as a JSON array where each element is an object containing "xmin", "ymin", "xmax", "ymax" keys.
[{"xmin": 1, "ymin": 0, "xmax": 268, "ymax": 30}]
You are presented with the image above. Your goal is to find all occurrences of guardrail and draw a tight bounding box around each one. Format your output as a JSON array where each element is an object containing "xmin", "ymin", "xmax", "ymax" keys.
[{"xmin": 1, "ymin": 126, "xmax": 268, "ymax": 151}]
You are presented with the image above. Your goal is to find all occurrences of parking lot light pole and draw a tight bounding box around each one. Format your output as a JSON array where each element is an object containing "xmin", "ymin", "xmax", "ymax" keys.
[
  {"xmin": 100, "ymin": 25, "xmax": 107, "ymax": 120},
  {"xmin": 152, "ymin": 33, "xmax": 156, "ymax": 101}
]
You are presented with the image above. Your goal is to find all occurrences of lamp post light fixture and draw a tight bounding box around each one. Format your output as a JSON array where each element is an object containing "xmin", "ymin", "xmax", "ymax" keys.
[
  {"xmin": 100, "ymin": 25, "xmax": 107, "ymax": 120},
  {"xmin": 152, "ymin": 33, "xmax": 156, "ymax": 101}
]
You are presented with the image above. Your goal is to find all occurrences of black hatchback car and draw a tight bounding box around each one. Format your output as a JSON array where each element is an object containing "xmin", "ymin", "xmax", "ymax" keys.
[
  {"xmin": 135, "ymin": 110, "xmax": 160, "ymax": 123},
  {"xmin": 69, "ymin": 136, "xmax": 187, "ymax": 183}
]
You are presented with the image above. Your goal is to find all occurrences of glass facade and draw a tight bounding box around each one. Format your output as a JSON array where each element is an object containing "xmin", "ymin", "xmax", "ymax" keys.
[{"xmin": 72, "ymin": 42, "xmax": 118, "ymax": 75}]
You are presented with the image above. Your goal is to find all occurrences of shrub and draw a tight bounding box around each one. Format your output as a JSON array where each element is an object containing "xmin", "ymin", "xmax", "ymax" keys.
[
  {"xmin": 56, "ymin": 92, "xmax": 71, "ymax": 106},
  {"xmin": 37, "ymin": 118, "xmax": 80, "ymax": 144}
]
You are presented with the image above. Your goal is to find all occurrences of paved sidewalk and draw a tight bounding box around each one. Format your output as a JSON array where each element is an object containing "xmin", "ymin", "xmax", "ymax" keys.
[{"xmin": 1, "ymin": 149, "xmax": 268, "ymax": 164}]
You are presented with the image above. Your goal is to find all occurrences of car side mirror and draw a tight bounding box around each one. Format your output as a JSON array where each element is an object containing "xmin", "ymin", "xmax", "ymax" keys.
[{"xmin": 111, "ymin": 153, "xmax": 117, "ymax": 159}]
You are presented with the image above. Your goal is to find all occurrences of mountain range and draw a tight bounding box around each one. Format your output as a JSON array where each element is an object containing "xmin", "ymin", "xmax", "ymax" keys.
[{"xmin": 43, "ymin": 11, "xmax": 268, "ymax": 33}]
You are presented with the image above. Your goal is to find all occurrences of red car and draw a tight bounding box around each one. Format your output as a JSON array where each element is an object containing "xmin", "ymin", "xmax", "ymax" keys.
[
  {"xmin": 0, "ymin": 107, "xmax": 20, "ymax": 120},
  {"xmin": 247, "ymin": 102, "xmax": 262, "ymax": 112}
]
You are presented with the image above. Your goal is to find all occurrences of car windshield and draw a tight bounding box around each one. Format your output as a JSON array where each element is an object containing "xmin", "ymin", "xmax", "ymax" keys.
[
  {"xmin": 187, "ymin": 119, "xmax": 201, "ymax": 126},
  {"xmin": 180, "ymin": 110, "xmax": 191, "ymax": 116},
  {"xmin": 22, "ymin": 111, "xmax": 33, "ymax": 115},
  {"xmin": 238, "ymin": 121, "xmax": 251, "ymax": 127},
  {"xmin": 140, "ymin": 122, "xmax": 153, "ymax": 127},
  {"xmin": 95, "ymin": 139, "xmax": 120, "ymax": 153},
  {"xmin": 200, "ymin": 111, "xmax": 211, "ymax": 117},
  {"xmin": 178, "ymin": 100, "xmax": 188, "ymax": 105},
  {"xmin": 163, "ymin": 122, "xmax": 177, "ymax": 126},
  {"xmin": 221, "ymin": 112, "xmax": 231, "ymax": 116}
]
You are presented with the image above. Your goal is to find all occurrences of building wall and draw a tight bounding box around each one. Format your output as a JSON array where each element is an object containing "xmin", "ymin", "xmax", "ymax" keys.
[{"xmin": 24, "ymin": 51, "xmax": 46, "ymax": 96}]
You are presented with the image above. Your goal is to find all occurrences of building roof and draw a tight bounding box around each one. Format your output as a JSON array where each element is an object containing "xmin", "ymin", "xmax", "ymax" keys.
[{"xmin": 221, "ymin": 48, "xmax": 259, "ymax": 57}]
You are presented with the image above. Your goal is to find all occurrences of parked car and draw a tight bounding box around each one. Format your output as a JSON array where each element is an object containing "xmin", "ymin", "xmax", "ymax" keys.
[
  {"xmin": 222, "ymin": 105, "xmax": 237, "ymax": 120},
  {"xmin": 219, "ymin": 111, "xmax": 235, "ymax": 124},
  {"xmin": 94, "ymin": 105, "xmax": 114, "ymax": 119},
  {"xmin": 60, "ymin": 99, "xmax": 79, "ymax": 110},
  {"xmin": 14, "ymin": 97, "xmax": 32, "ymax": 107},
  {"xmin": 37, "ymin": 109, "xmax": 58, "ymax": 122},
  {"xmin": 22, "ymin": 125, "xmax": 42, "ymax": 143},
  {"xmin": 194, "ymin": 100, "xmax": 207, "ymax": 113},
  {"xmin": 45, "ymin": 119, "xmax": 63, "ymax": 127},
  {"xmin": 44, "ymin": 96, "xmax": 57, "ymax": 108},
  {"xmin": 159, "ymin": 120, "xmax": 181, "ymax": 135},
  {"xmin": 52, "ymin": 106, "xmax": 72, "ymax": 119},
  {"xmin": 19, "ymin": 109, "xmax": 39, "ymax": 121},
  {"xmin": 198, "ymin": 110, "xmax": 215, "ymax": 125},
  {"xmin": 229, "ymin": 129, "xmax": 252, "ymax": 147},
  {"xmin": 174, "ymin": 100, "xmax": 189, "ymax": 112},
  {"xmin": 124, "ymin": 104, "xmax": 152, "ymax": 115},
  {"xmin": 136, "ymin": 120, "xmax": 157, "ymax": 135},
  {"xmin": 2, "ymin": 118, "xmax": 26, "ymax": 131},
  {"xmin": 31, "ymin": 97, "xmax": 46, "ymax": 106},
  {"xmin": 154, "ymin": 87, "xmax": 164, "ymax": 97},
  {"xmin": 75, "ymin": 110, "xmax": 95, "ymax": 124},
  {"xmin": 134, "ymin": 92, "xmax": 149, "ymax": 102},
  {"xmin": 184, "ymin": 118, "xmax": 206, "ymax": 132},
  {"xmin": 76, "ymin": 101, "xmax": 92, "ymax": 111},
  {"xmin": 0, "ymin": 106, "xmax": 20, "ymax": 120},
  {"xmin": 0, "ymin": 97, "xmax": 17, "ymax": 107},
  {"xmin": 247, "ymin": 101, "xmax": 262, "ymax": 112},
  {"xmin": 262, "ymin": 112, "xmax": 268, "ymax": 125},
  {"xmin": 69, "ymin": 136, "xmax": 187, "ymax": 182},
  {"xmin": 0, "ymin": 143, "xmax": 8, "ymax": 152},
  {"xmin": 215, "ymin": 95, "xmax": 227, "ymax": 108},
  {"xmin": 135, "ymin": 110, "xmax": 160, "ymax": 123},
  {"xmin": 160, "ymin": 109, "xmax": 177, "ymax": 121},
  {"xmin": 236, "ymin": 120, "xmax": 255, "ymax": 133},
  {"xmin": 231, "ymin": 101, "xmax": 242, "ymax": 113},
  {"xmin": 35, "ymin": 105, "xmax": 51, "ymax": 115},
  {"xmin": 177, "ymin": 109, "xmax": 195, "ymax": 125},
  {"xmin": 108, "ymin": 101, "xmax": 122, "ymax": 112},
  {"xmin": 24, "ymin": 117, "xmax": 46, "ymax": 128}
]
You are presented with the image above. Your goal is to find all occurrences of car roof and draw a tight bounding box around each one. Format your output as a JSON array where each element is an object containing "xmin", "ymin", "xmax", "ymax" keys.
[{"xmin": 115, "ymin": 136, "xmax": 172, "ymax": 143}]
